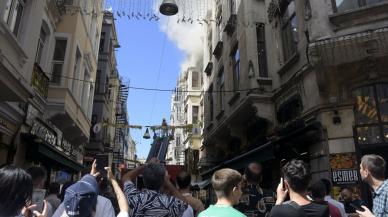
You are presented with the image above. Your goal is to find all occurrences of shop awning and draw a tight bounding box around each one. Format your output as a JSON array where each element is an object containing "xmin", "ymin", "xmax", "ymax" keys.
[
  {"xmin": 37, "ymin": 143, "xmax": 84, "ymax": 172},
  {"xmin": 200, "ymin": 142, "xmax": 274, "ymax": 179},
  {"xmin": 24, "ymin": 132, "xmax": 85, "ymax": 173}
]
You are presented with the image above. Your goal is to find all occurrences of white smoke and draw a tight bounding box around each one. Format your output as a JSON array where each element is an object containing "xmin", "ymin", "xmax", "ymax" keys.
[{"xmin": 159, "ymin": 2, "xmax": 210, "ymax": 72}]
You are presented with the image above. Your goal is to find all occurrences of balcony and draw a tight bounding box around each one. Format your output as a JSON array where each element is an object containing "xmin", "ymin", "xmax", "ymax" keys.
[
  {"xmin": 31, "ymin": 63, "xmax": 49, "ymax": 98},
  {"xmin": 329, "ymin": 1, "xmax": 388, "ymax": 29},
  {"xmin": 213, "ymin": 41, "xmax": 223, "ymax": 59},
  {"xmin": 204, "ymin": 62, "xmax": 213, "ymax": 76},
  {"xmin": 224, "ymin": 14, "xmax": 237, "ymax": 36}
]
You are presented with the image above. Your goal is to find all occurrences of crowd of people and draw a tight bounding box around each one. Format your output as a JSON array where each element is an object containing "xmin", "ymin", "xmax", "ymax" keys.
[{"xmin": 0, "ymin": 154, "xmax": 386, "ymax": 217}]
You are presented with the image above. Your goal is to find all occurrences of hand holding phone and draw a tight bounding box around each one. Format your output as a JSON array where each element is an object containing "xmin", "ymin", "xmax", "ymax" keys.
[
  {"xmin": 275, "ymin": 178, "xmax": 288, "ymax": 205},
  {"xmin": 350, "ymin": 203, "xmax": 365, "ymax": 212}
]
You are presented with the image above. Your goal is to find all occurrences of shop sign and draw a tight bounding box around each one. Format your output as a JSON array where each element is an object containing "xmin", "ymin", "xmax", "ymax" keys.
[
  {"xmin": 332, "ymin": 169, "xmax": 359, "ymax": 185},
  {"xmin": 330, "ymin": 153, "xmax": 359, "ymax": 186},
  {"xmin": 61, "ymin": 139, "xmax": 72, "ymax": 156},
  {"xmin": 30, "ymin": 121, "xmax": 57, "ymax": 146}
]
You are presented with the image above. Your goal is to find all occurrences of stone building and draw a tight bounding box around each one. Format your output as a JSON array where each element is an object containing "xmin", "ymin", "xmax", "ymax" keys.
[
  {"xmin": 168, "ymin": 66, "xmax": 203, "ymax": 175},
  {"xmin": 86, "ymin": 11, "xmax": 120, "ymax": 167},
  {"xmin": 0, "ymin": 0, "xmax": 104, "ymax": 182},
  {"xmin": 200, "ymin": 0, "xmax": 388, "ymax": 203},
  {"xmin": 168, "ymin": 75, "xmax": 186, "ymax": 165}
]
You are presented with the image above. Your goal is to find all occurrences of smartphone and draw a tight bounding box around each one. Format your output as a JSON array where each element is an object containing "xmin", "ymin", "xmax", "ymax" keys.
[
  {"xmin": 350, "ymin": 203, "xmax": 365, "ymax": 212},
  {"xmin": 31, "ymin": 189, "xmax": 46, "ymax": 212},
  {"xmin": 95, "ymin": 154, "xmax": 108, "ymax": 176}
]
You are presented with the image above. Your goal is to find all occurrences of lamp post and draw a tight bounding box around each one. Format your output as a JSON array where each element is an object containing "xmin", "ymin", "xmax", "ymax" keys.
[{"xmin": 159, "ymin": 0, "xmax": 179, "ymax": 16}]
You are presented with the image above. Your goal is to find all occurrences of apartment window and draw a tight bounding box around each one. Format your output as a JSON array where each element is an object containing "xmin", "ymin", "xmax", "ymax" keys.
[
  {"xmin": 256, "ymin": 23, "xmax": 268, "ymax": 77},
  {"xmin": 217, "ymin": 67, "xmax": 225, "ymax": 111},
  {"xmin": 230, "ymin": 0, "xmax": 236, "ymax": 14},
  {"xmin": 353, "ymin": 84, "xmax": 388, "ymax": 146},
  {"xmin": 72, "ymin": 48, "xmax": 82, "ymax": 92},
  {"xmin": 208, "ymin": 85, "xmax": 214, "ymax": 121},
  {"xmin": 63, "ymin": 0, "xmax": 74, "ymax": 5},
  {"xmin": 99, "ymin": 32, "xmax": 105, "ymax": 52},
  {"xmin": 281, "ymin": 1, "xmax": 298, "ymax": 62},
  {"xmin": 81, "ymin": 69, "xmax": 91, "ymax": 112},
  {"xmin": 95, "ymin": 72, "xmax": 101, "ymax": 93},
  {"xmin": 333, "ymin": 0, "xmax": 387, "ymax": 12},
  {"xmin": 192, "ymin": 106, "xmax": 199, "ymax": 124},
  {"xmin": 176, "ymin": 136, "xmax": 181, "ymax": 147},
  {"xmin": 277, "ymin": 95, "xmax": 302, "ymax": 124},
  {"xmin": 51, "ymin": 39, "xmax": 68, "ymax": 84},
  {"xmin": 2, "ymin": 0, "xmax": 25, "ymax": 36},
  {"xmin": 232, "ymin": 45, "xmax": 240, "ymax": 90},
  {"xmin": 35, "ymin": 27, "xmax": 47, "ymax": 67},
  {"xmin": 192, "ymin": 71, "xmax": 199, "ymax": 88}
]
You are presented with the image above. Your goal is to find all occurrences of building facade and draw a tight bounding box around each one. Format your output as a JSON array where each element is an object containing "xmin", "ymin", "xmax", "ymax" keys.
[
  {"xmin": 86, "ymin": 11, "xmax": 120, "ymax": 167},
  {"xmin": 0, "ymin": 0, "xmax": 104, "ymax": 182},
  {"xmin": 200, "ymin": 0, "xmax": 388, "ymax": 202},
  {"xmin": 168, "ymin": 66, "xmax": 203, "ymax": 179},
  {"xmin": 168, "ymin": 74, "xmax": 186, "ymax": 165}
]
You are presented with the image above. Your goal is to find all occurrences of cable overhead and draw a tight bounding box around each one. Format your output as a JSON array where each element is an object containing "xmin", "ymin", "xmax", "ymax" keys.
[{"xmin": 43, "ymin": 71, "xmax": 267, "ymax": 93}]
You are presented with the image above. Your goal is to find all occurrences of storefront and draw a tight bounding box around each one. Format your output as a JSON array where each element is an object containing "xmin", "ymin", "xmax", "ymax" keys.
[
  {"xmin": 22, "ymin": 116, "xmax": 84, "ymax": 184},
  {"xmin": 352, "ymin": 83, "xmax": 388, "ymax": 206}
]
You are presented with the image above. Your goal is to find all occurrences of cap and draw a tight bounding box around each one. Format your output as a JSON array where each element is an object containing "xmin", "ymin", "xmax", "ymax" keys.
[{"xmin": 64, "ymin": 175, "xmax": 99, "ymax": 217}]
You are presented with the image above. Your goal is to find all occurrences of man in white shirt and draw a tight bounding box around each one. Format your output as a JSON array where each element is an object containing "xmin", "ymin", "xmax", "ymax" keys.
[{"xmin": 321, "ymin": 179, "xmax": 347, "ymax": 217}]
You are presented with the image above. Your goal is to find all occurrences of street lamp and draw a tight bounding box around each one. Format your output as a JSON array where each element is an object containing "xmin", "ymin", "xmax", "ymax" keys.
[
  {"xmin": 143, "ymin": 128, "xmax": 151, "ymax": 139},
  {"xmin": 160, "ymin": 0, "xmax": 178, "ymax": 16}
]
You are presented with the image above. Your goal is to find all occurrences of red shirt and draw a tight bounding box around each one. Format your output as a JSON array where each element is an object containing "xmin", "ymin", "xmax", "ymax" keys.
[{"xmin": 328, "ymin": 203, "xmax": 342, "ymax": 217}]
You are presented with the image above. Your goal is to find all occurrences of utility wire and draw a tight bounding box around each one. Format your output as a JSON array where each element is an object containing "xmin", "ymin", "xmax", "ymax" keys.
[{"xmin": 43, "ymin": 72, "xmax": 267, "ymax": 93}]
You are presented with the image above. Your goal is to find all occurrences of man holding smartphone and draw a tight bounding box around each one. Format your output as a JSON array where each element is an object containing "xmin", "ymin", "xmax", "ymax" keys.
[{"xmin": 268, "ymin": 160, "xmax": 329, "ymax": 217}]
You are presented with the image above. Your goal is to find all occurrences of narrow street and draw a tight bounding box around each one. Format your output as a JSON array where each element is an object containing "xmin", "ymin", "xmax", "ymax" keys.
[{"xmin": 1, "ymin": 1, "xmax": 388, "ymax": 217}]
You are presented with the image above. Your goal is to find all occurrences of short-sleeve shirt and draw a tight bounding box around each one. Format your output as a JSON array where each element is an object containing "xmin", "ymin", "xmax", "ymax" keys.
[
  {"xmin": 373, "ymin": 180, "xmax": 388, "ymax": 217},
  {"xmin": 124, "ymin": 181, "xmax": 187, "ymax": 217},
  {"xmin": 268, "ymin": 202, "xmax": 329, "ymax": 217},
  {"xmin": 198, "ymin": 205, "xmax": 247, "ymax": 217}
]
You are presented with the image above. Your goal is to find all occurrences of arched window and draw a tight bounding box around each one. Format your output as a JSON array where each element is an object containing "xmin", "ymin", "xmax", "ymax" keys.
[{"xmin": 353, "ymin": 83, "xmax": 388, "ymax": 146}]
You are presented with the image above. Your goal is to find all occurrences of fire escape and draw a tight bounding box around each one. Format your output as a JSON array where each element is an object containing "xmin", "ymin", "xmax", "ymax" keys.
[{"xmin": 112, "ymin": 82, "xmax": 129, "ymax": 167}]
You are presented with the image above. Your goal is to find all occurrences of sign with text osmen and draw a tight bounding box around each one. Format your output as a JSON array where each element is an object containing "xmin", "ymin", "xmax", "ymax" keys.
[{"xmin": 329, "ymin": 153, "xmax": 359, "ymax": 185}]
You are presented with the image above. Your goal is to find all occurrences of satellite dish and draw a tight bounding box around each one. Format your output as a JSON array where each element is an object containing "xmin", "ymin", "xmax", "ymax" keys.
[{"xmin": 93, "ymin": 123, "xmax": 102, "ymax": 133}]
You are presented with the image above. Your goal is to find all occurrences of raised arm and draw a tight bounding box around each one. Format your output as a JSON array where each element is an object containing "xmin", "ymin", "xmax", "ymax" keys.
[{"xmin": 105, "ymin": 167, "xmax": 129, "ymax": 213}]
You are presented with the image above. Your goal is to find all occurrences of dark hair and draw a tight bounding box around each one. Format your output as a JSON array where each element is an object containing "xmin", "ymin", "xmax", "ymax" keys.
[
  {"xmin": 48, "ymin": 182, "xmax": 60, "ymax": 195},
  {"xmin": 176, "ymin": 171, "xmax": 191, "ymax": 189},
  {"xmin": 143, "ymin": 163, "xmax": 166, "ymax": 190},
  {"xmin": 310, "ymin": 180, "xmax": 326, "ymax": 199},
  {"xmin": 0, "ymin": 166, "xmax": 33, "ymax": 216},
  {"xmin": 320, "ymin": 178, "xmax": 331, "ymax": 195},
  {"xmin": 26, "ymin": 166, "xmax": 47, "ymax": 187},
  {"xmin": 212, "ymin": 168, "xmax": 242, "ymax": 198},
  {"xmin": 81, "ymin": 166, "xmax": 91, "ymax": 177},
  {"xmin": 361, "ymin": 154, "xmax": 386, "ymax": 180},
  {"xmin": 283, "ymin": 159, "xmax": 311, "ymax": 193},
  {"xmin": 340, "ymin": 186, "xmax": 353, "ymax": 193},
  {"xmin": 60, "ymin": 181, "xmax": 74, "ymax": 202}
]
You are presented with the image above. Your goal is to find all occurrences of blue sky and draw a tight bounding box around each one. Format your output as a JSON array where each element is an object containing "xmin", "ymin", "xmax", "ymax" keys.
[{"xmin": 115, "ymin": 18, "xmax": 184, "ymax": 159}]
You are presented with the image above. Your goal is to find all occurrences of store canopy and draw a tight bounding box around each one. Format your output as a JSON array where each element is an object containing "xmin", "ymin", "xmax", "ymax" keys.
[
  {"xmin": 200, "ymin": 142, "xmax": 274, "ymax": 179},
  {"xmin": 37, "ymin": 143, "xmax": 84, "ymax": 172}
]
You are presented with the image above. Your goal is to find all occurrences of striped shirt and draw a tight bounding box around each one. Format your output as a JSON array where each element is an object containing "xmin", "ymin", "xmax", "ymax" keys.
[
  {"xmin": 124, "ymin": 181, "xmax": 187, "ymax": 217},
  {"xmin": 373, "ymin": 180, "xmax": 388, "ymax": 217}
]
